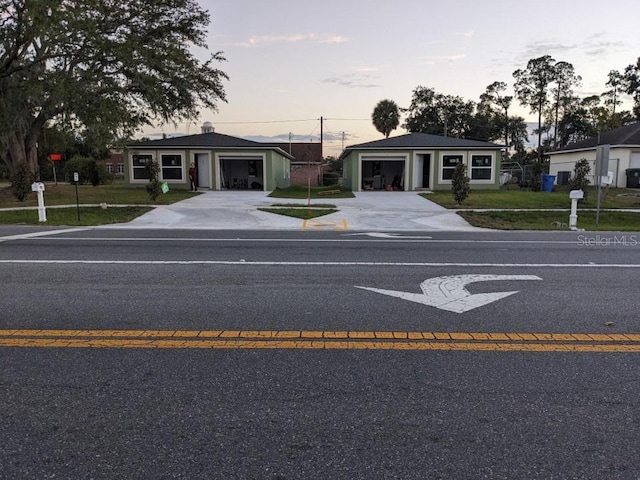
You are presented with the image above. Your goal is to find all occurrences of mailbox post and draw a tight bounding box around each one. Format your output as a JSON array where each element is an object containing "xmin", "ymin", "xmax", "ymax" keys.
[
  {"xmin": 31, "ymin": 182, "xmax": 47, "ymax": 222},
  {"xmin": 569, "ymin": 189, "xmax": 584, "ymax": 230}
]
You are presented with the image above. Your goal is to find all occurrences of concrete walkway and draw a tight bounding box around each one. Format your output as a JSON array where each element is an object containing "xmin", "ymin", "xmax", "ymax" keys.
[{"xmin": 117, "ymin": 191, "xmax": 482, "ymax": 231}]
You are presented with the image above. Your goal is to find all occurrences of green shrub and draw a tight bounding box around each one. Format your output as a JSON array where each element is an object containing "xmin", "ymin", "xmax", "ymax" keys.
[
  {"xmin": 568, "ymin": 158, "xmax": 591, "ymax": 199},
  {"xmin": 145, "ymin": 160, "xmax": 162, "ymax": 201},
  {"xmin": 322, "ymin": 171, "xmax": 341, "ymax": 186},
  {"xmin": 530, "ymin": 161, "xmax": 545, "ymax": 192},
  {"xmin": 11, "ymin": 163, "xmax": 33, "ymax": 201},
  {"xmin": 63, "ymin": 155, "xmax": 108, "ymax": 185},
  {"xmin": 451, "ymin": 162, "xmax": 470, "ymax": 205}
]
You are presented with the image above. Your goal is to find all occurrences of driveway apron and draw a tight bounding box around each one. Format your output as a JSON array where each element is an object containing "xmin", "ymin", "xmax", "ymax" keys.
[{"xmin": 119, "ymin": 191, "xmax": 481, "ymax": 231}]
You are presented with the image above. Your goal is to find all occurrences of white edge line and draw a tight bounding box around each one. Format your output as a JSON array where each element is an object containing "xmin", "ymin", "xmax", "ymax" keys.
[
  {"xmin": 0, "ymin": 260, "xmax": 639, "ymax": 268},
  {"xmin": 0, "ymin": 236, "xmax": 604, "ymax": 245}
]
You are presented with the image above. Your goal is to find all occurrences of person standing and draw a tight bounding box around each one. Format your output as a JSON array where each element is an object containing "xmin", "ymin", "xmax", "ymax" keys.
[{"xmin": 189, "ymin": 162, "xmax": 198, "ymax": 191}]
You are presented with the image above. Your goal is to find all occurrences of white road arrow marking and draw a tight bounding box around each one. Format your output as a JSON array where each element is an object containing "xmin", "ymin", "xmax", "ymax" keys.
[
  {"xmin": 355, "ymin": 274, "xmax": 542, "ymax": 313},
  {"xmin": 344, "ymin": 232, "xmax": 433, "ymax": 239}
]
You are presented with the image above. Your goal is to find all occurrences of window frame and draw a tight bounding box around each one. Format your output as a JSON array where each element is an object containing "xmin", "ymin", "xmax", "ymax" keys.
[
  {"xmin": 160, "ymin": 152, "xmax": 184, "ymax": 181},
  {"xmin": 440, "ymin": 153, "xmax": 465, "ymax": 182},
  {"xmin": 131, "ymin": 153, "xmax": 154, "ymax": 182},
  {"xmin": 470, "ymin": 152, "xmax": 495, "ymax": 183}
]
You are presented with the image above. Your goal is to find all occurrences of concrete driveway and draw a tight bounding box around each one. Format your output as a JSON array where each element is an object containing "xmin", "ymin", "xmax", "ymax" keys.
[{"xmin": 120, "ymin": 191, "xmax": 481, "ymax": 231}]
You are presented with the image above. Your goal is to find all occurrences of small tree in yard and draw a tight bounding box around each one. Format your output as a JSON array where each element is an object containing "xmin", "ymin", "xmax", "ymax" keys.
[
  {"xmin": 145, "ymin": 161, "xmax": 162, "ymax": 201},
  {"xmin": 11, "ymin": 162, "xmax": 33, "ymax": 201},
  {"xmin": 451, "ymin": 162, "xmax": 470, "ymax": 205},
  {"xmin": 568, "ymin": 158, "xmax": 590, "ymax": 200}
]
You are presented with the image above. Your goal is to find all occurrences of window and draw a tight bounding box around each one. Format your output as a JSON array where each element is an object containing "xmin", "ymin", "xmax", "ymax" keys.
[
  {"xmin": 117, "ymin": 163, "xmax": 124, "ymax": 174},
  {"xmin": 106, "ymin": 163, "xmax": 113, "ymax": 174},
  {"xmin": 442, "ymin": 155, "xmax": 463, "ymax": 180},
  {"xmin": 161, "ymin": 154, "xmax": 183, "ymax": 180},
  {"xmin": 132, "ymin": 154, "xmax": 152, "ymax": 180},
  {"xmin": 471, "ymin": 155, "xmax": 493, "ymax": 180}
]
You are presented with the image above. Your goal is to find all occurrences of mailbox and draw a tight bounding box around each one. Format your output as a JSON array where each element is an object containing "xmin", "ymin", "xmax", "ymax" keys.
[
  {"xmin": 569, "ymin": 190, "xmax": 583, "ymax": 230},
  {"xmin": 569, "ymin": 189, "xmax": 583, "ymax": 200},
  {"xmin": 31, "ymin": 182, "xmax": 47, "ymax": 222}
]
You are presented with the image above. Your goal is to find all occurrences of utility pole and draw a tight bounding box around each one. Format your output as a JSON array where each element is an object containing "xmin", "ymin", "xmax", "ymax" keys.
[
  {"xmin": 320, "ymin": 116, "xmax": 323, "ymax": 159},
  {"xmin": 320, "ymin": 116, "xmax": 324, "ymax": 187}
]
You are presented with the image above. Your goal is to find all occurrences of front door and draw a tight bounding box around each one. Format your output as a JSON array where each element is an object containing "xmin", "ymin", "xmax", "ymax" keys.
[
  {"xmin": 416, "ymin": 154, "xmax": 431, "ymax": 189},
  {"xmin": 422, "ymin": 154, "xmax": 431, "ymax": 189},
  {"xmin": 196, "ymin": 154, "xmax": 210, "ymax": 189}
]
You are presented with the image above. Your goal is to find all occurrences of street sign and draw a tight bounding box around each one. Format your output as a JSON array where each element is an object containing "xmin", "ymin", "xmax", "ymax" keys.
[
  {"xmin": 73, "ymin": 172, "xmax": 79, "ymax": 182},
  {"xmin": 49, "ymin": 153, "xmax": 62, "ymax": 161},
  {"xmin": 596, "ymin": 145, "xmax": 610, "ymax": 176},
  {"xmin": 595, "ymin": 145, "xmax": 610, "ymax": 227},
  {"xmin": 356, "ymin": 274, "xmax": 542, "ymax": 313}
]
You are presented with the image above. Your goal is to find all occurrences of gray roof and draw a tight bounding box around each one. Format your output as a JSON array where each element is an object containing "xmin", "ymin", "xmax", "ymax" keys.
[
  {"xmin": 552, "ymin": 122, "xmax": 640, "ymax": 153},
  {"xmin": 127, "ymin": 132, "xmax": 293, "ymax": 159},
  {"xmin": 345, "ymin": 132, "xmax": 503, "ymax": 150}
]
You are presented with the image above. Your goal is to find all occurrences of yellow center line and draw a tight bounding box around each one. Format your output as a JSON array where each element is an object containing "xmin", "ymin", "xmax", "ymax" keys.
[{"xmin": 0, "ymin": 329, "xmax": 639, "ymax": 352}]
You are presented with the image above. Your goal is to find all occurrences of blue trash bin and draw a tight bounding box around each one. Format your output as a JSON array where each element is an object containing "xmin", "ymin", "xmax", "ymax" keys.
[{"xmin": 541, "ymin": 174, "xmax": 556, "ymax": 192}]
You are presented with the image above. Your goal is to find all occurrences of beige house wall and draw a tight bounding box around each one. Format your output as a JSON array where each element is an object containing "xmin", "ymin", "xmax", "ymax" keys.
[{"xmin": 549, "ymin": 147, "xmax": 638, "ymax": 188}]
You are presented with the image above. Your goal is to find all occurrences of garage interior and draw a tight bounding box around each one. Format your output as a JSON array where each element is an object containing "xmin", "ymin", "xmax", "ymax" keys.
[
  {"xmin": 361, "ymin": 158, "xmax": 405, "ymax": 191},
  {"xmin": 220, "ymin": 157, "xmax": 264, "ymax": 190}
]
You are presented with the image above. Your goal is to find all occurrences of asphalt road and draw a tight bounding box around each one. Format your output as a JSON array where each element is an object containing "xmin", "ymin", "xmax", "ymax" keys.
[{"xmin": 1, "ymin": 227, "xmax": 639, "ymax": 479}]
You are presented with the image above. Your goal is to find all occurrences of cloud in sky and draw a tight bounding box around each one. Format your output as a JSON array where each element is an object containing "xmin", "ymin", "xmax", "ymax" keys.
[
  {"xmin": 322, "ymin": 76, "xmax": 379, "ymax": 89},
  {"xmin": 353, "ymin": 66, "xmax": 382, "ymax": 73},
  {"xmin": 521, "ymin": 41, "xmax": 577, "ymax": 59},
  {"xmin": 214, "ymin": 32, "xmax": 348, "ymax": 48},
  {"xmin": 247, "ymin": 33, "xmax": 348, "ymax": 46},
  {"xmin": 516, "ymin": 37, "xmax": 631, "ymax": 67},
  {"xmin": 423, "ymin": 54, "xmax": 466, "ymax": 65},
  {"xmin": 455, "ymin": 30, "xmax": 474, "ymax": 38},
  {"xmin": 583, "ymin": 40, "xmax": 628, "ymax": 57},
  {"xmin": 322, "ymin": 70, "xmax": 380, "ymax": 89}
]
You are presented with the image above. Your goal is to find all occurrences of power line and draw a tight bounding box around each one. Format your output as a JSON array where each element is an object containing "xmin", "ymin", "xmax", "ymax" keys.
[
  {"xmin": 214, "ymin": 119, "xmax": 318, "ymax": 125},
  {"xmin": 213, "ymin": 118, "xmax": 370, "ymax": 125}
]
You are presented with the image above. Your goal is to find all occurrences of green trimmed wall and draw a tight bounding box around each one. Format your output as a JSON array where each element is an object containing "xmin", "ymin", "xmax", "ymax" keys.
[{"xmin": 342, "ymin": 148, "xmax": 502, "ymax": 191}]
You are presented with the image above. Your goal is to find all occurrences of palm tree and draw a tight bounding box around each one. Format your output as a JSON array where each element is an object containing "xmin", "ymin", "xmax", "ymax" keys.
[{"xmin": 372, "ymin": 99, "xmax": 400, "ymax": 138}]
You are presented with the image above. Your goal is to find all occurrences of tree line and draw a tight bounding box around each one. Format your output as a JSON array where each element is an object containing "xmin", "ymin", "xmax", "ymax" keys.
[
  {"xmin": 372, "ymin": 55, "xmax": 640, "ymax": 162},
  {"xmin": 0, "ymin": 0, "xmax": 228, "ymax": 182}
]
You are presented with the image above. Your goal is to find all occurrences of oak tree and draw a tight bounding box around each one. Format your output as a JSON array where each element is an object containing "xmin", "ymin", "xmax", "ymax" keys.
[{"xmin": 0, "ymin": 0, "xmax": 228, "ymax": 177}]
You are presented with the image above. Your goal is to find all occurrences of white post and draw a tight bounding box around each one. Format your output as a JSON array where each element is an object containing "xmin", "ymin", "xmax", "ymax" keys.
[
  {"xmin": 31, "ymin": 182, "xmax": 47, "ymax": 222},
  {"xmin": 569, "ymin": 189, "xmax": 583, "ymax": 230}
]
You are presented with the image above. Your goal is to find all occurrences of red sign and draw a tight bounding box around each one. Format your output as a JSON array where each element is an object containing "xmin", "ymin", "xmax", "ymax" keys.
[{"xmin": 49, "ymin": 153, "xmax": 62, "ymax": 161}]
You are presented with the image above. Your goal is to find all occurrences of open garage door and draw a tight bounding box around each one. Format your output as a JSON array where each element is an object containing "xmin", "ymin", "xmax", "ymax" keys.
[
  {"xmin": 220, "ymin": 156, "xmax": 264, "ymax": 190},
  {"xmin": 361, "ymin": 156, "xmax": 406, "ymax": 191}
]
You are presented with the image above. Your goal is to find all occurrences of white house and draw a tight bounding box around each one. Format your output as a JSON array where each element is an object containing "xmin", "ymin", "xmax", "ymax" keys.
[{"xmin": 548, "ymin": 122, "xmax": 640, "ymax": 188}]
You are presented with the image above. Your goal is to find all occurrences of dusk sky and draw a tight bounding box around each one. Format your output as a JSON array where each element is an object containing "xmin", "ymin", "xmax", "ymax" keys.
[{"xmin": 150, "ymin": 0, "xmax": 639, "ymax": 156}]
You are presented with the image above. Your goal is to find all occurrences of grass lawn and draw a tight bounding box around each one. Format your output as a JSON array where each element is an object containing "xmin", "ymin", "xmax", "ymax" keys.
[
  {"xmin": 459, "ymin": 210, "xmax": 640, "ymax": 231},
  {"xmin": 0, "ymin": 182, "xmax": 198, "ymax": 208},
  {"xmin": 424, "ymin": 187, "xmax": 640, "ymax": 210},
  {"xmin": 0, "ymin": 206, "xmax": 153, "ymax": 226},
  {"xmin": 269, "ymin": 184, "xmax": 354, "ymax": 199},
  {"xmin": 258, "ymin": 207, "xmax": 338, "ymax": 220},
  {"xmin": 269, "ymin": 203, "xmax": 337, "ymax": 208}
]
